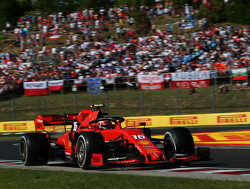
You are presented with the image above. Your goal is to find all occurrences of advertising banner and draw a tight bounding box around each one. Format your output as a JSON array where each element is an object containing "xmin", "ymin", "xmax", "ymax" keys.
[
  {"xmin": 121, "ymin": 112, "xmax": 250, "ymax": 128},
  {"xmin": 171, "ymin": 71, "xmax": 210, "ymax": 89},
  {"xmin": 232, "ymin": 68, "xmax": 247, "ymax": 80},
  {"xmin": 0, "ymin": 121, "xmax": 35, "ymax": 133},
  {"xmin": 23, "ymin": 81, "xmax": 47, "ymax": 96},
  {"xmin": 87, "ymin": 77, "xmax": 101, "ymax": 94},
  {"xmin": 48, "ymin": 80, "xmax": 64, "ymax": 91},
  {"xmin": 137, "ymin": 75, "xmax": 164, "ymax": 90}
]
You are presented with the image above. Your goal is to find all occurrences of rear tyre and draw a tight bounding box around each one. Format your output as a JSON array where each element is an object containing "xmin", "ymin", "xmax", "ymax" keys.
[
  {"xmin": 164, "ymin": 127, "xmax": 194, "ymax": 160},
  {"xmin": 19, "ymin": 133, "xmax": 51, "ymax": 166},
  {"xmin": 76, "ymin": 132, "xmax": 106, "ymax": 170}
]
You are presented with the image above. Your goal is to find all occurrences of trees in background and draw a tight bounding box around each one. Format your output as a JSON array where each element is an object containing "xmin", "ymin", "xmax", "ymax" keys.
[
  {"xmin": 228, "ymin": 0, "xmax": 250, "ymax": 25},
  {"xmin": 0, "ymin": 0, "xmax": 22, "ymax": 30},
  {"xmin": 197, "ymin": 0, "xmax": 230, "ymax": 25},
  {"xmin": 0, "ymin": 0, "xmax": 249, "ymax": 30}
]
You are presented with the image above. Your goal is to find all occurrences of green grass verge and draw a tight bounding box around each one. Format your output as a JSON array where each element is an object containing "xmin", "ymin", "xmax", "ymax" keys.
[{"xmin": 0, "ymin": 168, "xmax": 249, "ymax": 189}]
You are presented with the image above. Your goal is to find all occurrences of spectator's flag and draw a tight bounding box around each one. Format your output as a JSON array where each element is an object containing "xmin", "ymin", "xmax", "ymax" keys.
[
  {"xmin": 24, "ymin": 81, "xmax": 47, "ymax": 96},
  {"xmin": 74, "ymin": 79, "xmax": 83, "ymax": 87},
  {"xmin": 163, "ymin": 73, "xmax": 171, "ymax": 83},
  {"xmin": 232, "ymin": 68, "xmax": 247, "ymax": 80},
  {"xmin": 48, "ymin": 80, "xmax": 64, "ymax": 91},
  {"xmin": 171, "ymin": 71, "xmax": 210, "ymax": 89},
  {"xmin": 105, "ymin": 75, "xmax": 115, "ymax": 85},
  {"xmin": 48, "ymin": 35, "xmax": 61, "ymax": 40},
  {"xmin": 157, "ymin": 29, "xmax": 163, "ymax": 37},
  {"xmin": 137, "ymin": 75, "xmax": 164, "ymax": 90},
  {"xmin": 181, "ymin": 23, "xmax": 194, "ymax": 30},
  {"xmin": 203, "ymin": 0, "xmax": 214, "ymax": 10}
]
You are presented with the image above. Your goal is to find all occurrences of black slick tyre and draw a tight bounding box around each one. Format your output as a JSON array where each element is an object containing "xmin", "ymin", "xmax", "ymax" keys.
[
  {"xmin": 76, "ymin": 132, "xmax": 106, "ymax": 170},
  {"xmin": 164, "ymin": 127, "xmax": 195, "ymax": 160},
  {"xmin": 19, "ymin": 133, "xmax": 51, "ymax": 166}
]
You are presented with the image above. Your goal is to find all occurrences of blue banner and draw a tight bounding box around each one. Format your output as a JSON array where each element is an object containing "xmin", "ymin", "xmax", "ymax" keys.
[{"xmin": 87, "ymin": 78, "xmax": 101, "ymax": 94}]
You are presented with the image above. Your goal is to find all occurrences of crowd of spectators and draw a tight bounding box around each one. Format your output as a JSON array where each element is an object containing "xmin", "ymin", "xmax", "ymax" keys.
[{"xmin": 0, "ymin": 3, "xmax": 249, "ymax": 95}]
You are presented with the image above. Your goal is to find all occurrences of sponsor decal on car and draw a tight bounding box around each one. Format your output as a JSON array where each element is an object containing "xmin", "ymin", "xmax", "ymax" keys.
[
  {"xmin": 91, "ymin": 154, "xmax": 103, "ymax": 166},
  {"xmin": 138, "ymin": 140, "xmax": 151, "ymax": 145},
  {"xmin": 145, "ymin": 148, "xmax": 158, "ymax": 152}
]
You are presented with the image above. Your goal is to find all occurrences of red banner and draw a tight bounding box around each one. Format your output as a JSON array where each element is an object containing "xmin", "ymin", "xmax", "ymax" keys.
[
  {"xmin": 137, "ymin": 75, "xmax": 164, "ymax": 90},
  {"xmin": 24, "ymin": 81, "xmax": 47, "ymax": 96},
  {"xmin": 171, "ymin": 71, "xmax": 210, "ymax": 89},
  {"xmin": 48, "ymin": 80, "xmax": 64, "ymax": 91}
]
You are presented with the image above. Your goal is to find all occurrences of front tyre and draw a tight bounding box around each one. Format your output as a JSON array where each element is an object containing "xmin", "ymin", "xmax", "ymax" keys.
[
  {"xmin": 76, "ymin": 132, "xmax": 106, "ymax": 170},
  {"xmin": 164, "ymin": 127, "xmax": 194, "ymax": 160},
  {"xmin": 19, "ymin": 133, "xmax": 51, "ymax": 166}
]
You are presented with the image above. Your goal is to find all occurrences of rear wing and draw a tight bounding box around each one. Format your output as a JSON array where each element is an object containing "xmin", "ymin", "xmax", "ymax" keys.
[
  {"xmin": 34, "ymin": 114, "xmax": 78, "ymax": 132},
  {"xmin": 34, "ymin": 110, "xmax": 92, "ymax": 132}
]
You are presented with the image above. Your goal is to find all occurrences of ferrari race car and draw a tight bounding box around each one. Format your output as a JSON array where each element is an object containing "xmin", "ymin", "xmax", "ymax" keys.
[{"xmin": 19, "ymin": 104, "xmax": 210, "ymax": 169}]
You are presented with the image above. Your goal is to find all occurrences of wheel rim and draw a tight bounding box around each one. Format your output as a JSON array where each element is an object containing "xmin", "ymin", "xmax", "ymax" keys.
[
  {"xmin": 20, "ymin": 138, "xmax": 27, "ymax": 162},
  {"xmin": 164, "ymin": 136, "xmax": 175, "ymax": 160},
  {"xmin": 77, "ymin": 140, "xmax": 86, "ymax": 163}
]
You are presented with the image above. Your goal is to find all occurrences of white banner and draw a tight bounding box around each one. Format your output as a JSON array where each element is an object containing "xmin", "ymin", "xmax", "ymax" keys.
[
  {"xmin": 137, "ymin": 75, "xmax": 164, "ymax": 90},
  {"xmin": 24, "ymin": 81, "xmax": 47, "ymax": 89},
  {"xmin": 171, "ymin": 71, "xmax": 210, "ymax": 81},
  {"xmin": 48, "ymin": 80, "xmax": 64, "ymax": 86},
  {"xmin": 138, "ymin": 75, "xmax": 164, "ymax": 83},
  {"xmin": 24, "ymin": 81, "xmax": 47, "ymax": 96}
]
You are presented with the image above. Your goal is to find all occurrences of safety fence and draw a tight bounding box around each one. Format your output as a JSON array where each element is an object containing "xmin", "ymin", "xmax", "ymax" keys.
[{"xmin": 0, "ymin": 74, "xmax": 249, "ymax": 122}]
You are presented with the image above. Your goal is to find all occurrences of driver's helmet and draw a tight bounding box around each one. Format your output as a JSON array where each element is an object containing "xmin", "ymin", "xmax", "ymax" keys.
[{"xmin": 98, "ymin": 120, "xmax": 112, "ymax": 129}]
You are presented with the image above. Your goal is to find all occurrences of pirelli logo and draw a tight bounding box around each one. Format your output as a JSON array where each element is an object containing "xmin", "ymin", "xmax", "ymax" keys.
[
  {"xmin": 217, "ymin": 114, "xmax": 247, "ymax": 123},
  {"xmin": 125, "ymin": 118, "xmax": 152, "ymax": 127},
  {"xmin": 3, "ymin": 123, "xmax": 27, "ymax": 130},
  {"xmin": 170, "ymin": 116, "xmax": 198, "ymax": 125}
]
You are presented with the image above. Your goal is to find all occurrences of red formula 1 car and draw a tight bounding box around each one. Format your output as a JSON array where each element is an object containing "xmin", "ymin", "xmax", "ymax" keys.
[{"xmin": 19, "ymin": 104, "xmax": 210, "ymax": 169}]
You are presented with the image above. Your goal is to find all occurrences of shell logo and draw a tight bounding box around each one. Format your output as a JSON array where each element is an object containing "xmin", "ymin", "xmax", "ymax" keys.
[{"xmin": 138, "ymin": 140, "xmax": 150, "ymax": 145}]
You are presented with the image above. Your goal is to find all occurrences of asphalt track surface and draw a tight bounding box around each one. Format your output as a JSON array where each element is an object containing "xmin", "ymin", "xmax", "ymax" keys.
[{"xmin": 1, "ymin": 126, "xmax": 250, "ymax": 181}]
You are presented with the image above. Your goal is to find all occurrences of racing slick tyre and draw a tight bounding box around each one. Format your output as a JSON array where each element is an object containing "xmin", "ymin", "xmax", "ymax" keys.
[
  {"xmin": 164, "ymin": 127, "xmax": 194, "ymax": 161},
  {"xmin": 19, "ymin": 133, "xmax": 51, "ymax": 166},
  {"xmin": 76, "ymin": 132, "xmax": 106, "ymax": 170}
]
